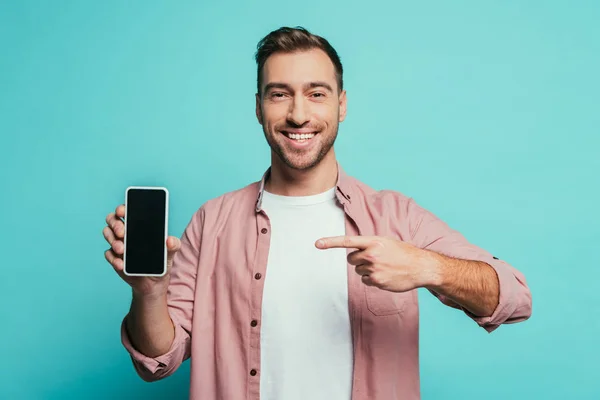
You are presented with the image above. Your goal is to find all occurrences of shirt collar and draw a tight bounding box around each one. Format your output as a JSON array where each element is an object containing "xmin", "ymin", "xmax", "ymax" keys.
[{"xmin": 255, "ymin": 161, "xmax": 353, "ymax": 213}]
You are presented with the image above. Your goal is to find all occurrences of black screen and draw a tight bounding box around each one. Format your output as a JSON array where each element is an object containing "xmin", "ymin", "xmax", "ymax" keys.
[{"xmin": 124, "ymin": 188, "xmax": 167, "ymax": 275}]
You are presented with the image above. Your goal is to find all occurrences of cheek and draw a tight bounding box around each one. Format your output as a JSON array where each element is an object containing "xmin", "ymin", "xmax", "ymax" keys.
[
  {"xmin": 312, "ymin": 103, "xmax": 338, "ymax": 123},
  {"xmin": 262, "ymin": 104, "xmax": 288, "ymax": 126}
]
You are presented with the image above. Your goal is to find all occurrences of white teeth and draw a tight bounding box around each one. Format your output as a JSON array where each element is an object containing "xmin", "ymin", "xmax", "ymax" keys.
[{"xmin": 287, "ymin": 133, "xmax": 315, "ymax": 140}]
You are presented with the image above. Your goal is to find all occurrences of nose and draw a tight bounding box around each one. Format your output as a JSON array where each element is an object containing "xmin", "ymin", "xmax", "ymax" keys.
[{"xmin": 287, "ymin": 96, "xmax": 309, "ymax": 126}]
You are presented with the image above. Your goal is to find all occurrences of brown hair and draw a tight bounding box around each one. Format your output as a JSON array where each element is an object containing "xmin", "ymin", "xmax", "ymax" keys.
[{"xmin": 255, "ymin": 26, "xmax": 343, "ymax": 95}]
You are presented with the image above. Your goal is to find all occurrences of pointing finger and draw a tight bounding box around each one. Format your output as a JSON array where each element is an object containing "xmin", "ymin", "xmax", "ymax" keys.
[{"xmin": 315, "ymin": 236, "xmax": 375, "ymax": 250}]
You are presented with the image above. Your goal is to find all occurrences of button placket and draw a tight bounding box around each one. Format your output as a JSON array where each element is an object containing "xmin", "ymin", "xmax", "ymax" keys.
[{"xmin": 249, "ymin": 213, "xmax": 270, "ymax": 394}]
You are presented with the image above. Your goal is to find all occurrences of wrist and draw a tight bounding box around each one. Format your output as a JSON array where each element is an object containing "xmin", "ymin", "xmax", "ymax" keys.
[
  {"xmin": 132, "ymin": 287, "xmax": 168, "ymax": 304},
  {"xmin": 418, "ymin": 250, "xmax": 445, "ymax": 290}
]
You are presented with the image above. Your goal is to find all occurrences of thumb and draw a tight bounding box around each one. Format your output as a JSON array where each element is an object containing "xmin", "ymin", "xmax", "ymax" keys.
[{"xmin": 167, "ymin": 236, "xmax": 181, "ymax": 254}]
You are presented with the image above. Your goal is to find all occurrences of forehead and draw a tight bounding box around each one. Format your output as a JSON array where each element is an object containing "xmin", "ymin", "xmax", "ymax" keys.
[{"xmin": 262, "ymin": 49, "xmax": 337, "ymax": 88}]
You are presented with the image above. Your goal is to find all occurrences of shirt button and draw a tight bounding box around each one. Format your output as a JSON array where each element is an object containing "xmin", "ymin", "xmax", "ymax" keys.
[
  {"xmin": 251, "ymin": 320, "xmax": 258, "ymax": 327},
  {"xmin": 254, "ymin": 273, "xmax": 262, "ymax": 280},
  {"xmin": 250, "ymin": 369, "xmax": 257, "ymax": 376},
  {"xmin": 261, "ymin": 228, "xmax": 268, "ymax": 234}
]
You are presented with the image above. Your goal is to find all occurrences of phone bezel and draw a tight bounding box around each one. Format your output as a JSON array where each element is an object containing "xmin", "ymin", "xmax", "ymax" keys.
[{"xmin": 123, "ymin": 186, "xmax": 169, "ymax": 277}]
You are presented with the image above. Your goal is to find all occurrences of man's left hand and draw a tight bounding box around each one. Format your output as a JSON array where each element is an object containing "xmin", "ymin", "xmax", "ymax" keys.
[{"xmin": 315, "ymin": 235, "xmax": 439, "ymax": 293}]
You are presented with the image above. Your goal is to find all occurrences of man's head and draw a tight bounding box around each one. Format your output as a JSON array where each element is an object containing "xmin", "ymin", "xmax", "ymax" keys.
[{"xmin": 255, "ymin": 27, "xmax": 347, "ymax": 171}]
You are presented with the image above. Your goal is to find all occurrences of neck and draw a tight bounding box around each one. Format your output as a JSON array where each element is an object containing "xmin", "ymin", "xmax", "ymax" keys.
[{"xmin": 265, "ymin": 149, "xmax": 338, "ymax": 196}]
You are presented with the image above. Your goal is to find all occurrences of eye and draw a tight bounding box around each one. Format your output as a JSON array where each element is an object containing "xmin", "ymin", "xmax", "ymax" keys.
[
  {"xmin": 270, "ymin": 92, "xmax": 287, "ymax": 99},
  {"xmin": 310, "ymin": 92, "xmax": 327, "ymax": 100}
]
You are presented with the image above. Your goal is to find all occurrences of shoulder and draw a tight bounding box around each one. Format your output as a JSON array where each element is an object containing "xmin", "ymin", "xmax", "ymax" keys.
[
  {"xmin": 346, "ymin": 174, "xmax": 416, "ymax": 210},
  {"xmin": 190, "ymin": 180, "xmax": 261, "ymax": 223},
  {"xmin": 345, "ymin": 174, "xmax": 433, "ymax": 235}
]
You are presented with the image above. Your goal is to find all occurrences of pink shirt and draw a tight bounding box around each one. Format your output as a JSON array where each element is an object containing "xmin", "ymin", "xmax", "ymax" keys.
[{"xmin": 121, "ymin": 164, "xmax": 532, "ymax": 399}]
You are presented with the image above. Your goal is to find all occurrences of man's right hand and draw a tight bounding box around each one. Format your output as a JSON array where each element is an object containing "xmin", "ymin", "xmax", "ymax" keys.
[{"xmin": 103, "ymin": 204, "xmax": 181, "ymax": 298}]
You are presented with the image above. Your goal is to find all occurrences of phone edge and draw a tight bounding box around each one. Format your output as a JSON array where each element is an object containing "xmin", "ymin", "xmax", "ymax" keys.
[{"xmin": 122, "ymin": 186, "xmax": 169, "ymax": 278}]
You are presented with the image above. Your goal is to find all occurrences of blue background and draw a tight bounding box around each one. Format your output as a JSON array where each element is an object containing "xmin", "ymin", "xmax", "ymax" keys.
[{"xmin": 1, "ymin": 1, "xmax": 598, "ymax": 399}]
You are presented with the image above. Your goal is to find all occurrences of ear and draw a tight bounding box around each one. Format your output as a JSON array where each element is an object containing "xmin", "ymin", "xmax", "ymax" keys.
[
  {"xmin": 255, "ymin": 93, "xmax": 263, "ymax": 125},
  {"xmin": 338, "ymin": 90, "xmax": 347, "ymax": 123}
]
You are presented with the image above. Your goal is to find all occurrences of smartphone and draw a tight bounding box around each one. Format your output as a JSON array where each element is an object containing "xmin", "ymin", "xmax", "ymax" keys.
[{"xmin": 123, "ymin": 186, "xmax": 169, "ymax": 277}]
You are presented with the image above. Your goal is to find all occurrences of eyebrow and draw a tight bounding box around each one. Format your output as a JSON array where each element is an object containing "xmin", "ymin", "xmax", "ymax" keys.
[{"xmin": 263, "ymin": 81, "xmax": 334, "ymax": 95}]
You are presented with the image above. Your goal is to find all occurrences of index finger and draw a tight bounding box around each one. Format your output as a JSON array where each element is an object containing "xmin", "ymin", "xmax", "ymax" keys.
[
  {"xmin": 115, "ymin": 204, "xmax": 125, "ymax": 219},
  {"xmin": 315, "ymin": 236, "xmax": 375, "ymax": 250}
]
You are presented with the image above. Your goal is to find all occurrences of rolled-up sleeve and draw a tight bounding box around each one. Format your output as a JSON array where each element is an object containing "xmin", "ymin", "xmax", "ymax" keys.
[
  {"xmin": 121, "ymin": 207, "xmax": 205, "ymax": 380},
  {"xmin": 121, "ymin": 317, "xmax": 190, "ymax": 380},
  {"xmin": 407, "ymin": 198, "xmax": 532, "ymax": 333}
]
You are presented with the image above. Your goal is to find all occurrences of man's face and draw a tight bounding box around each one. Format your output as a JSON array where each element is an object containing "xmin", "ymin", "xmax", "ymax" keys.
[{"xmin": 256, "ymin": 49, "xmax": 347, "ymax": 171}]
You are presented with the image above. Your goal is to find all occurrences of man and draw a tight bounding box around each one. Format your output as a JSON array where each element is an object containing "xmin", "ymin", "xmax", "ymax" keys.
[{"xmin": 103, "ymin": 26, "xmax": 532, "ymax": 400}]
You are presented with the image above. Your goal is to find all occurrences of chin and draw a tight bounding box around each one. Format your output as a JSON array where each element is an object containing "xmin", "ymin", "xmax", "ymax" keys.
[
  {"xmin": 285, "ymin": 160, "xmax": 317, "ymax": 171},
  {"xmin": 281, "ymin": 153, "xmax": 323, "ymax": 171}
]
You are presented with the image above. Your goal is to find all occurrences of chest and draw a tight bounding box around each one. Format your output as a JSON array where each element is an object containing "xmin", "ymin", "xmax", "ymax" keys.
[{"xmin": 198, "ymin": 200, "xmax": 414, "ymax": 319}]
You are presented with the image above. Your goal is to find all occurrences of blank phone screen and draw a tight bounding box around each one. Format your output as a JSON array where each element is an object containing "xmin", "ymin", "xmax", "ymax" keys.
[{"xmin": 124, "ymin": 188, "xmax": 167, "ymax": 275}]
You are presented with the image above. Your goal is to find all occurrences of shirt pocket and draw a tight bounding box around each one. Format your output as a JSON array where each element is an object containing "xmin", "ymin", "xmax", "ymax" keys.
[{"xmin": 364, "ymin": 285, "xmax": 407, "ymax": 316}]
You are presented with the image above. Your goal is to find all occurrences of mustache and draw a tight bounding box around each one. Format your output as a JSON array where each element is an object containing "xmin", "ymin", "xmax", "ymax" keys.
[{"xmin": 276, "ymin": 123, "xmax": 323, "ymax": 131}]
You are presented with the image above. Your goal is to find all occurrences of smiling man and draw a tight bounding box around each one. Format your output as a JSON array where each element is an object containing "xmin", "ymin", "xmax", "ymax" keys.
[{"xmin": 103, "ymin": 26, "xmax": 532, "ymax": 400}]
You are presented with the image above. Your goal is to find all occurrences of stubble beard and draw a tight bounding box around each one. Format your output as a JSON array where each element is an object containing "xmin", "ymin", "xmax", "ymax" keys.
[{"xmin": 264, "ymin": 121, "xmax": 338, "ymax": 171}]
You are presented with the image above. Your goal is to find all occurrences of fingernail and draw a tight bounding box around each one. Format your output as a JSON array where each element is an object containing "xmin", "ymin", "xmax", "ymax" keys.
[{"xmin": 316, "ymin": 240, "xmax": 324, "ymax": 248}]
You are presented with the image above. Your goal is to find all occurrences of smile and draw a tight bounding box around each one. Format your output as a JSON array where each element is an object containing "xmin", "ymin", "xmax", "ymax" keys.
[{"xmin": 281, "ymin": 131, "xmax": 318, "ymax": 142}]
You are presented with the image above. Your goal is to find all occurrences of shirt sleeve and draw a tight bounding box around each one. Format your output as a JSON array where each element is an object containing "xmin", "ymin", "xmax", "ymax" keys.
[
  {"xmin": 407, "ymin": 198, "xmax": 532, "ymax": 333},
  {"xmin": 121, "ymin": 206, "xmax": 205, "ymax": 380}
]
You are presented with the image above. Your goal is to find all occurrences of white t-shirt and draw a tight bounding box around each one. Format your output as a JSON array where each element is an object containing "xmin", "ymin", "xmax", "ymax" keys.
[{"xmin": 259, "ymin": 187, "xmax": 354, "ymax": 400}]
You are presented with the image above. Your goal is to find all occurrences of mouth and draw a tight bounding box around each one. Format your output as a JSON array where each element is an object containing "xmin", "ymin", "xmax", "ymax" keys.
[{"xmin": 280, "ymin": 130, "xmax": 319, "ymax": 143}]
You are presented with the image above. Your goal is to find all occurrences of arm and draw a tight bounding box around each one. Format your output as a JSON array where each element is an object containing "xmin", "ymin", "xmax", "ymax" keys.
[
  {"xmin": 424, "ymin": 252, "xmax": 499, "ymax": 317},
  {"xmin": 121, "ymin": 207, "xmax": 204, "ymax": 380},
  {"xmin": 125, "ymin": 291, "xmax": 176, "ymax": 358},
  {"xmin": 408, "ymin": 199, "xmax": 532, "ymax": 332}
]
